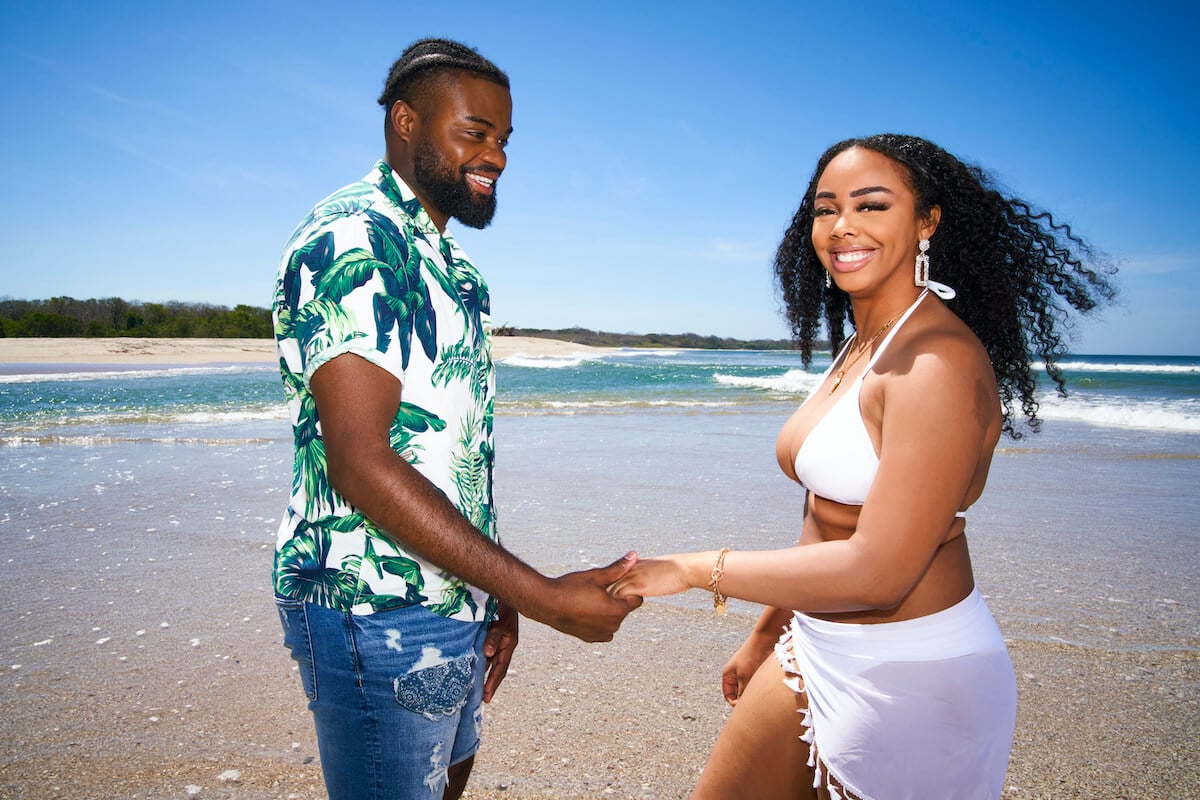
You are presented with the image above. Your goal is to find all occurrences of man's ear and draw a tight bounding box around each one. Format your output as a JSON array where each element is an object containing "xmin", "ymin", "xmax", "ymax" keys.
[
  {"xmin": 389, "ymin": 99, "xmax": 417, "ymax": 143},
  {"xmin": 921, "ymin": 205, "xmax": 941, "ymax": 240}
]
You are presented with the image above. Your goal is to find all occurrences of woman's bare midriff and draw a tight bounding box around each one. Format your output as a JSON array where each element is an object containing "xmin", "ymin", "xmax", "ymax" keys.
[{"xmin": 799, "ymin": 493, "xmax": 976, "ymax": 624}]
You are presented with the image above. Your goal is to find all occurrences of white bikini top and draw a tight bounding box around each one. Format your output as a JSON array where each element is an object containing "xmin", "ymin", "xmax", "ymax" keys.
[{"xmin": 792, "ymin": 289, "xmax": 967, "ymax": 518}]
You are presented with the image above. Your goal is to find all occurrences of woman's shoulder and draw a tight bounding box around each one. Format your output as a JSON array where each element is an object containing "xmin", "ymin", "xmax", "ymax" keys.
[{"xmin": 880, "ymin": 301, "xmax": 996, "ymax": 392}]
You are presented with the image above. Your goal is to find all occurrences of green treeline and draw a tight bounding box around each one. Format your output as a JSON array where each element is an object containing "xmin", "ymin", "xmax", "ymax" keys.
[
  {"xmin": 0, "ymin": 297, "xmax": 799, "ymax": 349},
  {"xmin": 497, "ymin": 325, "xmax": 797, "ymax": 351},
  {"xmin": 0, "ymin": 297, "xmax": 273, "ymax": 338}
]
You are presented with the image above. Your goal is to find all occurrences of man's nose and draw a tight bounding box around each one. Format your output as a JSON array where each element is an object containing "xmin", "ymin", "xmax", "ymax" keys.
[{"xmin": 481, "ymin": 140, "xmax": 506, "ymax": 172}]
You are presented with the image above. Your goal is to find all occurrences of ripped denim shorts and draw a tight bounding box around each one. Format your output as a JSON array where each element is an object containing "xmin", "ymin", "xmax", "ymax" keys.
[{"xmin": 276, "ymin": 596, "xmax": 487, "ymax": 799}]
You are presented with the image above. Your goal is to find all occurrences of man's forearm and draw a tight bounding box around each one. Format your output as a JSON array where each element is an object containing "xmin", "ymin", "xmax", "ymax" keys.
[{"xmin": 329, "ymin": 446, "xmax": 553, "ymax": 620}]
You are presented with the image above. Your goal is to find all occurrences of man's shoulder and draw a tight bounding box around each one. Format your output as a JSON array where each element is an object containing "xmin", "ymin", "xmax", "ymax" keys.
[
  {"xmin": 307, "ymin": 172, "xmax": 386, "ymax": 224},
  {"xmin": 284, "ymin": 166, "xmax": 420, "ymax": 252}
]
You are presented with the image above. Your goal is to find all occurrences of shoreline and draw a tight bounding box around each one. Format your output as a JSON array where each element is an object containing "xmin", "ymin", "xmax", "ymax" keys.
[{"xmin": 0, "ymin": 336, "xmax": 613, "ymax": 368}]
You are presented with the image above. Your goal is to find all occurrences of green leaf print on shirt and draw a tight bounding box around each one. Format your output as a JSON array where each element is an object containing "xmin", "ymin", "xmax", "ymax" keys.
[
  {"xmin": 314, "ymin": 248, "xmax": 383, "ymax": 302},
  {"xmin": 388, "ymin": 402, "xmax": 447, "ymax": 464},
  {"xmin": 451, "ymin": 411, "xmax": 494, "ymax": 534},
  {"xmin": 316, "ymin": 182, "xmax": 377, "ymax": 218},
  {"xmin": 278, "ymin": 231, "xmax": 334, "ymax": 327},
  {"xmin": 274, "ymin": 521, "xmax": 359, "ymax": 606},
  {"xmin": 441, "ymin": 240, "xmax": 490, "ymax": 339},
  {"xmin": 427, "ymin": 580, "xmax": 478, "ymax": 619},
  {"xmin": 293, "ymin": 392, "xmax": 334, "ymax": 518},
  {"xmin": 375, "ymin": 163, "xmax": 424, "ymax": 219},
  {"xmin": 294, "ymin": 298, "xmax": 367, "ymax": 369},
  {"xmin": 363, "ymin": 209, "xmax": 438, "ymax": 365},
  {"xmin": 357, "ymin": 535, "xmax": 427, "ymax": 609},
  {"xmin": 432, "ymin": 341, "xmax": 488, "ymax": 404}
]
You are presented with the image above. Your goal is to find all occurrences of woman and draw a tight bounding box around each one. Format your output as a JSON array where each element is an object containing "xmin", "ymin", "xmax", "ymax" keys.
[{"xmin": 608, "ymin": 134, "xmax": 1115, "ymax": 800}]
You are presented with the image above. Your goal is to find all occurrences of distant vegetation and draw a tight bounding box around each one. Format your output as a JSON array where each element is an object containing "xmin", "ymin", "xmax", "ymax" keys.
[
  {"xmin": 0, "ymin": 297, "xmax": 272, "ymax": 338},
  {"xmin": 0, "ymin": 297, "xmax": 800, "ymax": 349},
  {"xmin": 495, "ymin": 325, "xmax": 798, "ymax": 351}
]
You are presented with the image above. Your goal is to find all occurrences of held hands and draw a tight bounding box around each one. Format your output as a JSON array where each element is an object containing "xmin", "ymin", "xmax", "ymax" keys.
[
  {"xmin": 535, "ymin": 552, "xmax": 644, "ymax": 643},
  {"xmin": 606, "ymin": 553, "xmax": 699, "ymax": 599}
]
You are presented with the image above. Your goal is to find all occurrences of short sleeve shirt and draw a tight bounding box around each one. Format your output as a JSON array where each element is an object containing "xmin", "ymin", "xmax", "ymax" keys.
[{"xmin": 272, "ymin": 161, "xmax": 497, "ymax": 622}]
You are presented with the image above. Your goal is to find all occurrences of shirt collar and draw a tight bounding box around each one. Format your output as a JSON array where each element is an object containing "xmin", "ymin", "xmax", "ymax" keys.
[{"xmin": 371, "ymin": 160, "xmax": 442, "ymax": 237}]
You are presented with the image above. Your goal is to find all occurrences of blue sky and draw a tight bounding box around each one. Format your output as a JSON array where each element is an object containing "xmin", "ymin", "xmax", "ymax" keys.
[{"xmin": 1, "ymin": 1, "xmax": 1197, "ymax": 355}]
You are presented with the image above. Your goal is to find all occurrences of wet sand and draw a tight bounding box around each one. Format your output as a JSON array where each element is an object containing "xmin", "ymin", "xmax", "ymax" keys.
[
  {"xmin": 0, "ymin": 342, "xmax": 1196, "ymax": 799},
  {"xmin": 1, "ymin": 571, "xmax": 1195, "ymax": 800},
  {"xmin": 0, "ymin": 455, "xmax": 1195, "ymax": 800}
]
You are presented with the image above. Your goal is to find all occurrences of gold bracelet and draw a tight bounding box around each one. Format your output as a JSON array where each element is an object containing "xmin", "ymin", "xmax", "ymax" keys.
[{"xmin": 709, "ymin": 547, "xmax": 731, "ymax": 616}]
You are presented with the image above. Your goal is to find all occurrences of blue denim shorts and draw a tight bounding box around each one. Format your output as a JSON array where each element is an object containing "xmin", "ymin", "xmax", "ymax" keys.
[{"xmin": 276, "ymin": 596, "xmax": 488, "ymax": 799}]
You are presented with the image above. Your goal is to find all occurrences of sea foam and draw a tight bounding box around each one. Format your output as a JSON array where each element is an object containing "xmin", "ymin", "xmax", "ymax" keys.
[
  {"xmin": 713, "ymin": 369, "xmax": 821, "ymax": 394},
  {"xmin": 497, "ymin": 353, "xmax": 595, "ymax": 369},
  {"xmin": 0, "ymin": 364, "xmax": 274, "ymax": 384},
  {"xmin": 1040, "ymin": 360, "xmax": 1199, "ymax": 375},
  {"xmin": 1036, "ymin": 394, "xmax": 1200, "ymax": 432}
]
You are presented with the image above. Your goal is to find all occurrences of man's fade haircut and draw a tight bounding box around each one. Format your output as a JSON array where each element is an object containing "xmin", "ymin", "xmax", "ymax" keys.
[{"xmin": 377, "ymin": 38, "xmax": 509, "ymax": 128}]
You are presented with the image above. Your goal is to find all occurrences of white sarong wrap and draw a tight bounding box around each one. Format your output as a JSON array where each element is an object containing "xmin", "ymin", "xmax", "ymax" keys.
[{"xmin": 774, "ymin": 589, "xmax": 1016, "ymax": 800}]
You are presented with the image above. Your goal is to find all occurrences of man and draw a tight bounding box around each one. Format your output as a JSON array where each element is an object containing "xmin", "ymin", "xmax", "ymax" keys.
[{"xmin": 271, "ymin": 38, "xmax": 641, "ymax": 800}]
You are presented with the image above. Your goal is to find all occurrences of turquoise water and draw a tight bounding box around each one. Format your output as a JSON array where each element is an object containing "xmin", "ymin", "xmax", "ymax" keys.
[
  {"xmin": 2, "ymin": 350, "xmax": 1198, "ymax": 441},
  {"xmin": 1, "ymin": 349, "xmax": 1197, "ymax": 653}
]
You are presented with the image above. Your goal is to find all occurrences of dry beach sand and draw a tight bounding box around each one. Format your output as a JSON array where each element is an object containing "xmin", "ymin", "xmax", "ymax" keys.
[
  {"xmin": 0, "ymin": 338, "xmax": 1197, "ymax": 799},
  {"xmin": 0, "ymin": 335, "xmax": 610, "ymax": 367}
]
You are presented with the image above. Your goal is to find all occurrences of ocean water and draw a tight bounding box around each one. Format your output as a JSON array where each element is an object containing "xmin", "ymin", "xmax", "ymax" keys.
[{"xmin": 1, "ymin": 349, "xmax": 1197, "ymax": 653}]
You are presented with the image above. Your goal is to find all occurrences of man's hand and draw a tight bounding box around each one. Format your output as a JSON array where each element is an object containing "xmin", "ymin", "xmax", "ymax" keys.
[
  {"xmin": 482, "ymin": 602, "xmax": 519, "ymax": 703},
  {"xmin": 532, "ymin": 552, "xmax": 643, "ymax": 642}
]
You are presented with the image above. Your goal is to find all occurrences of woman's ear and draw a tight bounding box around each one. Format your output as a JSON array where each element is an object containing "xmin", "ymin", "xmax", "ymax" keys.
[{"xmin": 920, "ymin": 205, "xmax": 941, "ymax": 240}]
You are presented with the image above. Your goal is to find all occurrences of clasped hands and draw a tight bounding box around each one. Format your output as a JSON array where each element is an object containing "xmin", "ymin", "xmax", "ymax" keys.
[{"xmin": 605, "ymin": 550, "xmax": 698, "ymax": 599}]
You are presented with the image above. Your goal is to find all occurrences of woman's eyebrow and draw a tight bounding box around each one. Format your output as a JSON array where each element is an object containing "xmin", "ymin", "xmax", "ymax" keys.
[
  {"xmin": 849, "ymin": 186, "xmax": 893, "ymax": 197},
  {"xmin": 814, "ymin": 185, "xmax": 894, "ymax": 200}
]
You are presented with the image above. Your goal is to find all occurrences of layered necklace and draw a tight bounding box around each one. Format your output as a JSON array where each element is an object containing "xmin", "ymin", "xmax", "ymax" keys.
[{"xmin": 828, "ymin": 292, "xmax": 926, "ymax": 395}]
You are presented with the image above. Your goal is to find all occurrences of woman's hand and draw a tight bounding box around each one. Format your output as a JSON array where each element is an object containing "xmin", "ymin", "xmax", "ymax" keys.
[
  {"xmin": 721, "ymin": 630, "xmax": 778, "ymax": 706},
  {"xmin": 606, "ymin": 554, "xmax": 701, "ymax": 599},
  {"xmin": 720, "ymin": 607, "xmax": 791, "ymax": 706}
]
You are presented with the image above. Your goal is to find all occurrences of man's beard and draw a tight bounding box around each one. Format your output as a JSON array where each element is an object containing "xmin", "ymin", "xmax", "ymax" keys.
[{"xmin": 412, "ymin": 139, "xmax": 498, "ymax": 230}]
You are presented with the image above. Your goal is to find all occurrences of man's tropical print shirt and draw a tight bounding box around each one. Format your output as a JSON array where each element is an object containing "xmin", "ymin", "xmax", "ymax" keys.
[{"xmin": 272, "ymin": 161, "xmax": 497, "ymax": 622}]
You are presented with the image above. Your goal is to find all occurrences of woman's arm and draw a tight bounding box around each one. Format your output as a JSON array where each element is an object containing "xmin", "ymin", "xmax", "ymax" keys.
[{"xmin": 611, "ymin": 331, "xmax": 998, "ymax": 613}]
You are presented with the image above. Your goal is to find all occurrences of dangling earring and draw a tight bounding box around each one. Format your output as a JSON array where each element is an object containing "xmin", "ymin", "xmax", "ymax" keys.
[
  {"xmin": 825, "ymin": 271, "xmax": 832, "ymax": 289},
  {"xmin": 915, "ymin": 239, "xmax": 930, "ymax": 288}
]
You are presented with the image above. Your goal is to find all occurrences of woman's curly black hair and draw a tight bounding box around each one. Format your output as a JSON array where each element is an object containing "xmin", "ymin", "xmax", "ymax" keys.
[{"xmin": 774, "ymin": 133, "xmax": 1117, "ymax": 438}]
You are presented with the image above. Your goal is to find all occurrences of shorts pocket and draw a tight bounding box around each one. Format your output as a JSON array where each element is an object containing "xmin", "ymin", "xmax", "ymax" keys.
[
  {"xmin": 275, "ymin": 595, "xmax": 318, "ymax": 701},
  {"xmin": 393, "ymin": 653, "xmax": 476, "ymax": 718}
]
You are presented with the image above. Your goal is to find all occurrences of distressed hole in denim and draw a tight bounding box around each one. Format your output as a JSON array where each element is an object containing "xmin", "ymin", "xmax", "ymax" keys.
[
  {"xmin": 423, "ymin": 742, "xmax": 448, "ymax": 794},
  {"xmin": 393, "ymin": 653, "xmax": 476, "ymax": 719}
]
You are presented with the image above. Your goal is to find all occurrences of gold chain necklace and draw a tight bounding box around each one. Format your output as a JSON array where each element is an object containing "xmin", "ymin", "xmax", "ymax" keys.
[{"xmin": 827, "ymin": 308, "xmax": 908, "ymax": 395}]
